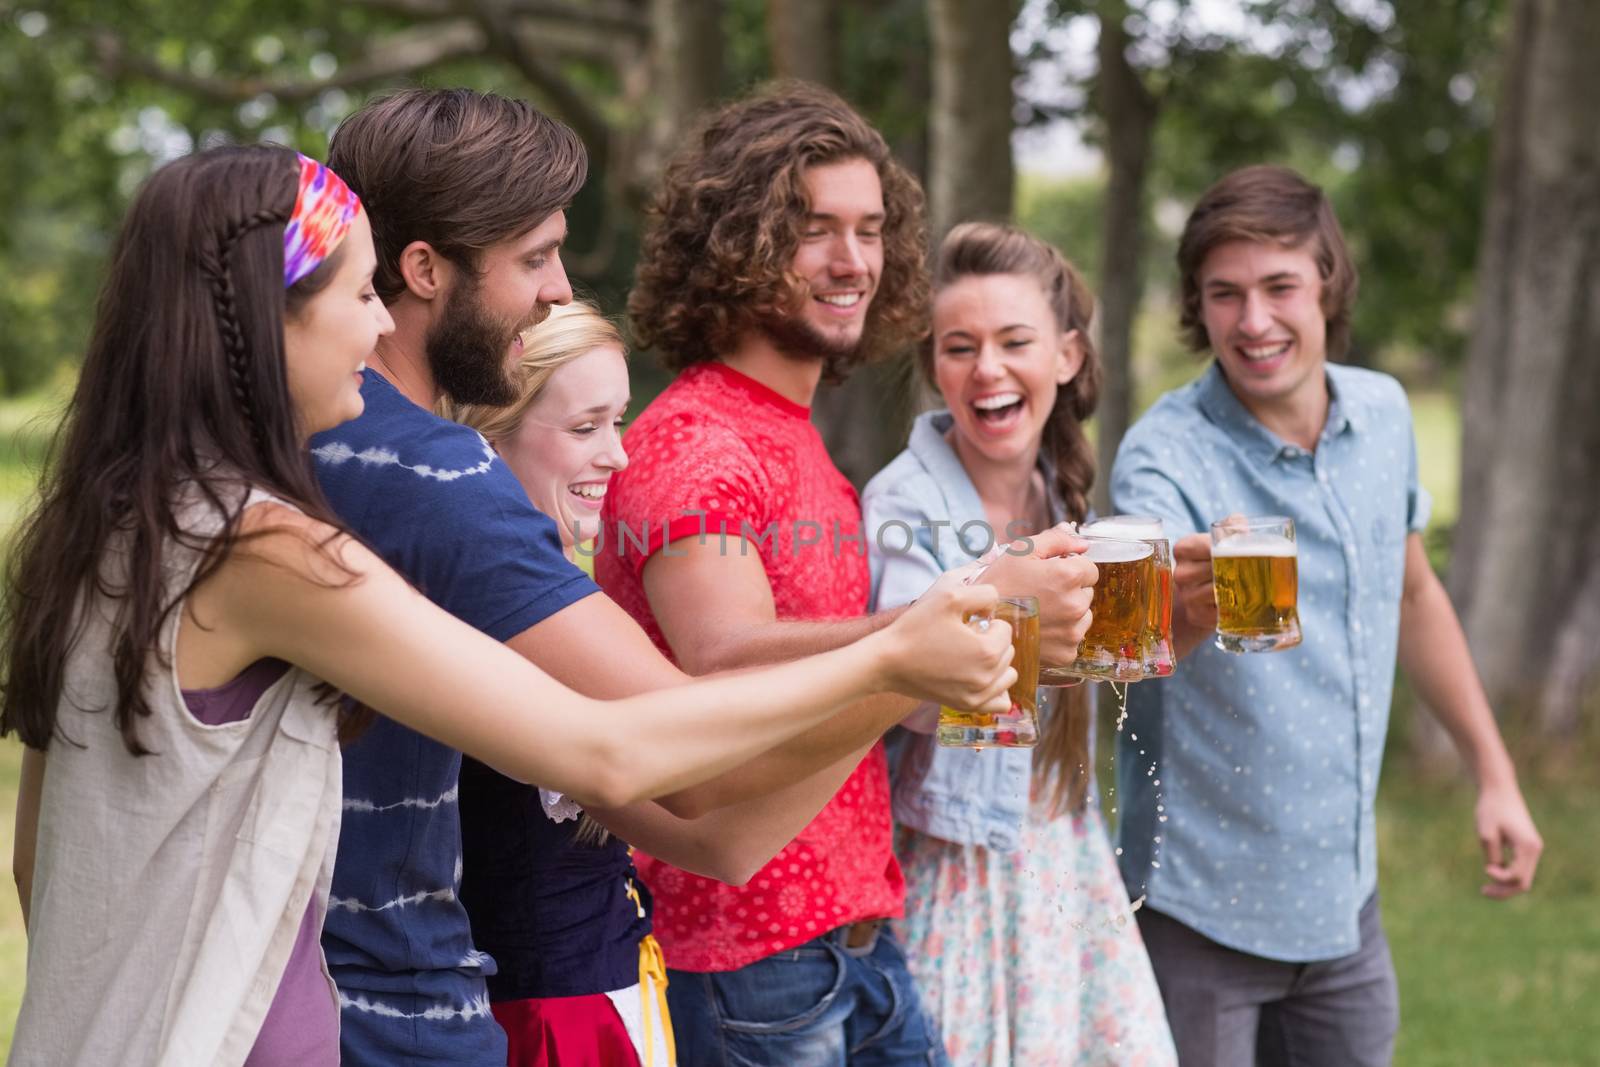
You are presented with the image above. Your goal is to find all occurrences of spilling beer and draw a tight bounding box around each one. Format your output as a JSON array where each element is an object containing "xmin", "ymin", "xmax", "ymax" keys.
[
  {"xmin": 1081, "ymin": 515, "xmax": 1176, "ymax": 677},
  {"xmin": 939, "ymin": 595, "xmax": 1042, "ymax": 748},
  {"xmin": 1210, "ymin": 516, "xmax": 1302, "ymax": 653},
  {"xmin": 1043, "ymin": 535, "xmax": 1153, "ymax": 684}
]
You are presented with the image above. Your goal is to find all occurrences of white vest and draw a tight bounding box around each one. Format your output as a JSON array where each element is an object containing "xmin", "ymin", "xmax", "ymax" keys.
[{"xmin": 11, "ymin": 491, "xmax": 344, "ymax": 1066}]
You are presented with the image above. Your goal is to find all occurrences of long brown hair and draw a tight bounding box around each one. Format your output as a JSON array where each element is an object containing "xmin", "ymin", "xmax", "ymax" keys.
[
  {"xmin": 0, "ymin": 145, "xmax": 356, "ymax": 755},
  {"xmin": 629, "ymin": 81, "xmax": 928, "ymax": 383},
  {"xmin": 924, "ymin": 221, "xmax": 1102, "ymax": 814}
]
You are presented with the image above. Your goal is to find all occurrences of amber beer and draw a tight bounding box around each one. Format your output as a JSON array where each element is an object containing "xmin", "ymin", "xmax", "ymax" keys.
[
  {"xmin": 939, "ymin": 596, "xmax": 1041, "ymax": 748},
  {"xmin": 1046, "ymin": 536, "xmax": 1153, "ymax": 683},
  {"xmin": 1083, "ymin": 516, "xmax": 1175, "ymax": 677},
  {"xmin": 1211, "ymin": 517, "xmax": 1302, "ymax": 653}
]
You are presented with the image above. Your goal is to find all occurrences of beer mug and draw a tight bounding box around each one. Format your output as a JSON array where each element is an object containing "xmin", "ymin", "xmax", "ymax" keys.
[
  {"xmin": 1043, "ymin": 535, "xmax": 1153, "ymax": 683},
  {"xmin": 939, "ymin": 596, "xmax": 1041, "ymax": 748},
  {"xmin": 1082, "ymin": 515, "xmax": 1176, "ymax": 677},
  {"xmin": 1210, "ymin": 515, "xmax": 1302, "ymax": 653}
]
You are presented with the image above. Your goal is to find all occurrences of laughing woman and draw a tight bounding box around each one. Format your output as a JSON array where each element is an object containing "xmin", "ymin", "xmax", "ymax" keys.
[{"xmin": 863, "ymin": 223, "xmax": 1177, "ymax": 1066}]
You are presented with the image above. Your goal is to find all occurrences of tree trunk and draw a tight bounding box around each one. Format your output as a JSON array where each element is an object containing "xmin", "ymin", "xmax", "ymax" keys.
[
  {"xmin": 813, "ymin": 359, "xmax": 921, "ymax": 490},
  {"xmin": 926, "ymin": 0, "xmax": 1015, "ymax": 241},
  {"xmin": 650, "ymin": 0, "xmax": 724, "ymax": 158},
  {"xmin": 1447, "ymin": 0, "xmax": 1600, "ymax": 740},
  {"xmin": 767, "ymin": 0, "xmax": 837, "ymax": 86},
  {"xmin": 1091, "ymin": 1, "xmax": 1158, "ymax": 515}
]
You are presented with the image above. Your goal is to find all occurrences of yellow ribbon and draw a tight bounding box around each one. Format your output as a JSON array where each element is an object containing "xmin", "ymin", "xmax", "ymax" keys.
[{"xmin": 637, "ymin": 933, "xmax": 677, "ymax": 1067}]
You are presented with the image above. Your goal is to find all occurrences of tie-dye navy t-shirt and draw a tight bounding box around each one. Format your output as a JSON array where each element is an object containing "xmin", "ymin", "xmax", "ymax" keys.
[{"xmin": 311, "ymin": 369, "xmax": 597, "ymax": 1066}]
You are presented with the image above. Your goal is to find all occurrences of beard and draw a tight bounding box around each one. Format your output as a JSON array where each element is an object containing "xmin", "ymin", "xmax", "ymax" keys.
[
  {"xmin": 755, "ymin": 305, "xmax": 866, "ymax": 369},
  {"xmin": 426, "ymin": 276, "xmax": 544, "ymax": 407}
]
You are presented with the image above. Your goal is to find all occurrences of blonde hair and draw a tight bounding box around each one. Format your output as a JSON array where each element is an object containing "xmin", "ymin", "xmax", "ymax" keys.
[{"xmin": 438, "ymin": 298, "xmax": 625, "ymax": 440}]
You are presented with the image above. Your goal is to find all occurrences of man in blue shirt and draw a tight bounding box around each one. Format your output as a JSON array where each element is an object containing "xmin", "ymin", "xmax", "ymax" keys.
[{"xmin": 1111, "ymin": 164, "xmax": 1543, "ymax": 1066}]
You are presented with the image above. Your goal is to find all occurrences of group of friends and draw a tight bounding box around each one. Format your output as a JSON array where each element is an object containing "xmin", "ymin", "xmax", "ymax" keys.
[{"xmin": 2, "ymin": 81, "xmax": 1545, "ymax": 1067}]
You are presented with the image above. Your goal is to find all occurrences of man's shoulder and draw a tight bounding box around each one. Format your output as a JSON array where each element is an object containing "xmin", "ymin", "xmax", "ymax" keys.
[
  {"xmin": 625, "ymin": 375, "xmax": 765, "ymax": 466},
  {"xmin": 1328, "ymin": 363, "xmax": 1411, "ymax": 418},
  {"xmin": 1122, "ymin": 374, "xmax": 1211, "ymax": 449},
  {"xmin": 312, "ymin": 383, "xmax": 504, "ymax": 498},
  {"xmin": 310, "ymin": 379, "xmax": 560, "ymax": 568},
  {"xmin": 315, "ymin": 373, "xmax": 492, "ymax": 457}
]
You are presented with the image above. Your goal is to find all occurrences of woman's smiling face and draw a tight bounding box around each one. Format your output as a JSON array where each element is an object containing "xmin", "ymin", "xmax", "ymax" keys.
[
  {"xmin": 495, "ymin": 343, "xmax": 630, "ymax": 548},
  {"xmin": 931, "ymin": 271, "xmax": 1082, "ymax": 467}
]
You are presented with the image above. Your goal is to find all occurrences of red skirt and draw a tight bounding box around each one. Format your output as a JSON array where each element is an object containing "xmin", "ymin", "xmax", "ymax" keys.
[
  {"xmin": 493, "ymin": 993, "xmax": 643, "ymax": 1067},
  {"xmin": 494, "ymin": 935, "xmax": 676, "ymax": 1067}
]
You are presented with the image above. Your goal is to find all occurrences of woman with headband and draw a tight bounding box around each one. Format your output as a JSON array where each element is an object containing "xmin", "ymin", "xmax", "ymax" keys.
[{"xmin": 2, "ymin": 146, "xmax": 1017, "ymax": 1066}]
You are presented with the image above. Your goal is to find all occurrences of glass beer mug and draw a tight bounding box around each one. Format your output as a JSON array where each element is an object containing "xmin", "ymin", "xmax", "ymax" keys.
[
  {"xmin": 1082, "ymin": 515, "xmax": 1175, "ymax": 677},
  {"xmin": 1210, "ymin": 515, "xmax": 1302, "ymax": 653},
  {"xmin": 1040, "ymin": 535, "xmax": 1152, "ymax": 684},
  {"xmin": 938, "ymin": 596, "xmax": 1041, "ymax": 748}
]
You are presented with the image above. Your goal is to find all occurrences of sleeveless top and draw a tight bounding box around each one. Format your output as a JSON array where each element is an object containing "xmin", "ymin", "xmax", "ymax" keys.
[
  {"xmin": 10, "ymin": 488, "xmax": 345, "ymax": 1067},
  {"xmin": 183, "ymin": 657, "xmax": 340, "ymax": 1066}
]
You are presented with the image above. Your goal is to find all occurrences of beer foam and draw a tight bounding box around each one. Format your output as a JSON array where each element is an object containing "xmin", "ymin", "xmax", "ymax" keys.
[
  {"xmin": 1211, "ymin": 532, "xmax": 1298, "ymax": 557},
  {"xmin": 1083, "ymin": 537, "xmax": 1154, "ymax": 564},
  {"xmin": 1084, "ymin": 515, "xmax": 1164, "ymax": 541}
]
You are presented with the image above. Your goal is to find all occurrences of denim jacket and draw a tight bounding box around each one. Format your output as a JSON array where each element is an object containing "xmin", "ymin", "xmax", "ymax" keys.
[{"xmin": 863, "ymin": 410, "xmax": 1091, "ymax": 852}]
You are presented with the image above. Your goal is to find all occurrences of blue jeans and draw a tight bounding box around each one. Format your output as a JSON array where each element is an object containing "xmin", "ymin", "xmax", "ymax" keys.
[{"xmin": 667, "ymin": 925, "xmax": 950, "ymax": 1067}]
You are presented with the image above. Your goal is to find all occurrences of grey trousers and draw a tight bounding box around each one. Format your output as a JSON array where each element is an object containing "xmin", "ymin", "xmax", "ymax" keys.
[{"xmin": 1137, "ymin": 895, "xmax": 1399, "ymax": 1067}]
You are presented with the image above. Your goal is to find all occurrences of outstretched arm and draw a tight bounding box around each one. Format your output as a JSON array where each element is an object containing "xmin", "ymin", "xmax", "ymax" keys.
[
  {"xmin": 212, "ymin": 506, "xmax": 1015, "ymax": 812},
  {"xmin": 1396, "ymin": 533, "xmax": 1542, "ymax": 898},
  {"xmin": 503, "ymin": 592, "xmax": 887, "ymax": 877}
]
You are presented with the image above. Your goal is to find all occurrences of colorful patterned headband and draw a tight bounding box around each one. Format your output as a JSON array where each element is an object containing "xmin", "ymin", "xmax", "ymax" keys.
[{"xmin": 282, "ymin": 153, "xmax": 361, "ymax": 288}]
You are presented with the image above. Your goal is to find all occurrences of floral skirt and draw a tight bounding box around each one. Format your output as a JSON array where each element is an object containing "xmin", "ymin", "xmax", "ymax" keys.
[{"xmin": 892, "ymin": 799, "xmax": 1177, "ymax": 1067}]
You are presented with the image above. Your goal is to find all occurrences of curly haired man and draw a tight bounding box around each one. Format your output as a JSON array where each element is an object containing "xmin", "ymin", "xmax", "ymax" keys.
[{"xmin": 597, "ymin": 82, "xmax": 1096, "ymax": 1066}]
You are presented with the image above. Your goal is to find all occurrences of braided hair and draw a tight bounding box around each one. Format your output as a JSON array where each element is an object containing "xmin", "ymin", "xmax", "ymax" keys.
[{"xmin": 200, "ymin": 207, "xmax": 287, "ymax": 452}]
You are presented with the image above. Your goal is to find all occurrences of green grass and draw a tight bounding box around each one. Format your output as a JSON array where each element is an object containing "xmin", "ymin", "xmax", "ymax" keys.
[
  {"xmin": 0, "ymin": 386, "xmax": 59, "ymax": 1054},
  {"xmin": 1409, "ymin": 389, "xmax": 1459, "ymax": 529},
  {"xmin": 0, "ymin": 383, "xmax": 61, "ymax": 534},
  {"xmin": 0, "ymin": 384, "xmax": 1590, "ymax": 1062},
  {"xmin": 0, "ymin": 740, "xmax": 21, "ymax": 1054},
  {"xmin": 1378, "ymin": 768, "xmax": 1600, "ymax": 1066}
]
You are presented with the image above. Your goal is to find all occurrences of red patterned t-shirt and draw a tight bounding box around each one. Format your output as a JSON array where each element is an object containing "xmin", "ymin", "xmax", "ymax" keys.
[{"xmin": 595, "ymin": 361, "xmax": 903, "ymax": 972}]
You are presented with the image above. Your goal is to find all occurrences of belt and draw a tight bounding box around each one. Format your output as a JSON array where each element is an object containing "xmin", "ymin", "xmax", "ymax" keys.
[{"xmin": 828, "ymin": 918, "xmax": 886, "ymax": 953}]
